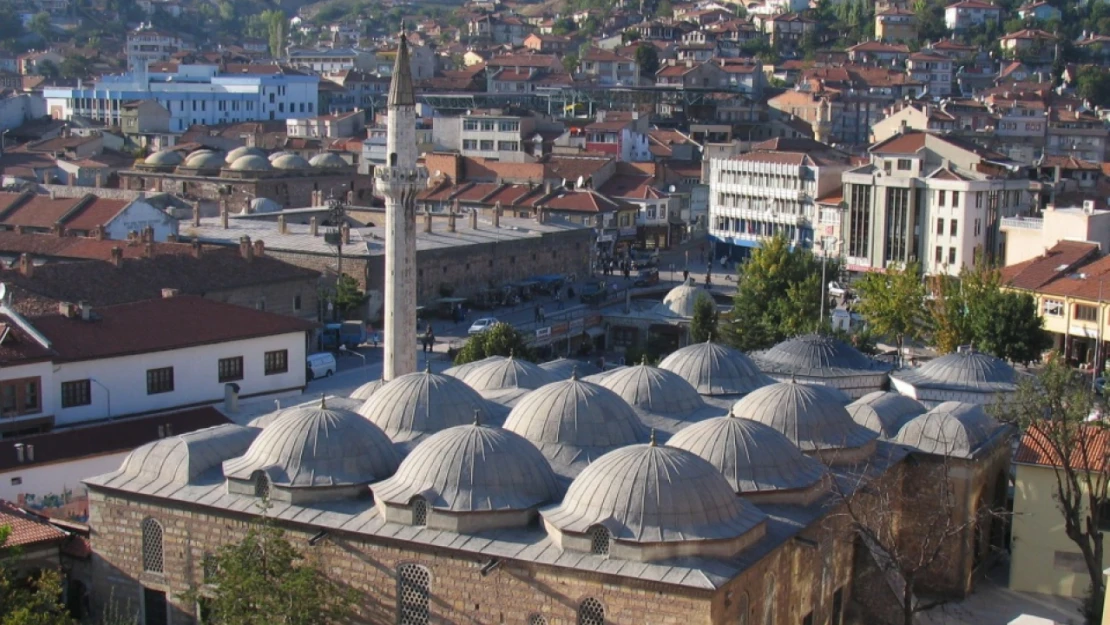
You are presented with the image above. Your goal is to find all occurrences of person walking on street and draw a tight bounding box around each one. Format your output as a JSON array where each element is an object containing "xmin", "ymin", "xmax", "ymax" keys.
[
  {"xmin": 538, "ymin": 305, "xmax": 546, "ymax": 323},
  {"xmin": 705, "ymin": 272, "xmax": 712, "ymax": 289},
  {"xmin": 682, "ymin": 268, "xmax": 689, "ymax": 282},
  {"xmin": 555, "ymin": 289, "xmax": 563, "ymax": 309},
  {"xmin": 533, "ymin": 304, "xmax": 540, "ymax": 323},
  {"xmin": 424, "ymin": 325, "xmax": 435, "ymax": 353}
]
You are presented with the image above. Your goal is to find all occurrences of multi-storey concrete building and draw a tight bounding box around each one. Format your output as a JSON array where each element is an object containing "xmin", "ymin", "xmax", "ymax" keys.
[
  {"xmin": 430, "ymin": 109, "xmax": 555, "ymax": 163},
  {"xmin": 840, "ymin": 131, "xmax": 1032, "ymax": 276},
  {"xmin": 906, "ymin": 52, "xmax": 954, "ymax": 97},
  {"xmin": 944, "ymin": 0, "xmax": 1002, "ymax": 31},
  {"xmin": 708, "ymin": 138, "xmax": 851, "ymax": 260},
  {"xmin": 44, "ymin": 64, "xmax": 319, "ymax": 132},
  {"xmin": 578, "ymin": 48, "xmax": 640, "ymax": 87},
  {"xmin": 875, "ymin": 7, "xmax": 918, "ymax": 42},
  {"xmin": 1045, "ymin": 107, "xmax": 1108, "ymax": 163},
  {"xmin": 125, "ymin": 27, "xmax": 185, "ymax": 71}
]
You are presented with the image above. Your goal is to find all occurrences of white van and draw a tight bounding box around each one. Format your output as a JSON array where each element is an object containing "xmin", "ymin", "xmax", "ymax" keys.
[{"xmin": 306, "ymin": 352, "xmax": 337, "ymax": 380}]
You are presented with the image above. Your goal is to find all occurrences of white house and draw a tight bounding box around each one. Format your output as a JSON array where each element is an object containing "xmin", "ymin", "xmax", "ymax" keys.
[{"xmin": 944, "ymin": 0, "xmax": 1002, "ymax": 31}]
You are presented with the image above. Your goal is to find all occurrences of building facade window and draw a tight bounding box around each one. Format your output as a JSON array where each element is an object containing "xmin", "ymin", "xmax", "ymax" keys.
[
  {"xmin": 948, "ymin": 247, "xmax": 957, "ymax": 265},
  {"xmin": 218, "ymin": 357, "xmax": 244, "ymax": 383},
  {"xmin": 1043, "ymin": 299, "xmax": 1064, "ymax": 317},
  {"xmin": 938, "ymin": 190, "xmax": 946, "ymax": 206},
  {"xmin": 252, "ymin": 470, "xmax": 270, "ymax": 499},
  {"xmin": 528, "ymin": 615, "xmax": 548, "ymax": 625},
  {"xmin": 146, "ymin": 367, "xmax": 175, "ymax": 395},
  {"xmin": 936, "ymin": 218, "xmax": 944, "ymax": 235},
  {"xmin": 935, "ymin": 246, "xmax": 942, "ymax": 263},
  {"xmin": 587, "ymin": 526, "xmax": 611, "ymax": 557},
  {"xmin": 577, "ymin": 598, "xmax": 605, "ymax": 625},
  {"xmin": 397, "ymin": 564, "xmax": 431, "ymax": 625},
  {"xmin": 896, "ymin": 159, "xmax": 912, "ymax": 170},
  {"xmin": 141, "ymin": 517, "xmax": 164, "ymax": 573},
  {"xmin": 950, "ymin": 219, "xmax": 958, "ymax": 236},
  {"xmin": 1075, "ymin": 304, "xmax": 1099, "ymax": 322},
  {"xmin": 411, "ymin": 497, "xmax": 427, "ymax": 526},
  {"xmin": 143, "ymin": 588, "xmax": 168, "ymax": 625},
  {"xmin": 1, "ymin": 377, "xmax": 40, "ymax": 417},
  {"xmin": 61, "ymin": 379, "xmax": 92, "ymax": 408},
  {"xmin": 264, "ymin": 350, "xmax": 288, "ymax": 375}
]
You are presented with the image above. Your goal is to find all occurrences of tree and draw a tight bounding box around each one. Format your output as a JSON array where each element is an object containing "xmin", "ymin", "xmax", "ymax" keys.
[
  {"xmin": 561, "ymin": 53, "xmax": 579, "ymax": 75},
  {"xmin": 1077, "ymin": 66, "xmax": 1110, "ymax": 108},
  {"xmin": 261, "ymin": 9, "xmax": 287, "ymax": 59},
  {"xmin": 992, "ymin": 355, "xmax": 1107, "ymax": 624},
  {"xmin": 28, "ymin": 12, "xmax": 52, "ymax": 41},
  {"xmin": 722, "ymin": 234, "xmax": 832, "ymax": 351},
  {"xmin": 854, "ymin": 261, "xmax": 926, "ymax": 366},
  {"xmin": 183, "ymin": 522, "xmax": 355, "ymax": 625},
  {"xmin": 333, "ymin": 274, "xmax": 364, "ymax": 318},
  {"xmin": 655, "ymin": 0, "xmax": 673, "ymax": 18},
  {"xmin": 59, "ymin": 55, "xmax": 91, "ymax": 79},
  {"xmin": 454, "ymin": 322, "xmax": 535, "ymax": 364},
  {"xmin": 689, "ymin": 293, "xmax": 718, "ymax": 343},
  {"xmin": 0, "ymin": 525, "xmax": 74, "ymax": 625},
  {"xmin": 634, "ymin": 44, "xmax": 659, "ymax": 78}
]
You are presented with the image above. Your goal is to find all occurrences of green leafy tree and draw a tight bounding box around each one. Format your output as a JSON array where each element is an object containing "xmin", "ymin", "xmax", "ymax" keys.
[
  {"xmin": 0, "ymin": 526, "xmax": 73, "ymax": 625},
  {"xmin": 991, "ymin": 355, "xmax": 1107, "ymax": 624},
  {"xmin": 261, "ymin": 9, "xmax": 287, "ymax": 59},
  {"xmin": 1077, "ymin": 66, "xmax": 1110, "ymax": 108},
  {"xmin": 333, "ymin": 274, "xmax": 364, "ymax": 318},
  {"xmin": 36, "ymin": 60, "xmax": 59, "ymax": 79},
  {"xmin": 0, "ymin": 6, "xmax": 25, "ymax": 41},
  {"xmin": 689, "ymin": 293, "xmax": 718, "ymax": 343},
  {"xmin": 634, "ymin": 44, "xmax": 659, "ymax": 78},
  {"xmin": 854, "ymin": 261, "xmax": 926, "ymax": 365},
  {"xmin": 183, "ymin": 522, "xmax": 355, "ymax": 625},
  {"xmin": 28, "ymin": 12, "xmax": 52, "ymax": 40},
  {"xmin": 552, "ymin": 17, "xmax": 576, "ymax": 35},
  {"xmin": 59, "ymin": 55, "xmax": 91, "ymax": 79},
  {"xmin": 722, "ymin": 234, "xmax": 830, "ymax": 351},
  {"xmin": 454, "ymin": 322, "xmax": 535, "ymax": 364},
  {"xmin": 655, "ymin": 0, "xmax": 673, "ymax": 18},
  {"xmin": 562, "ymin": 53, "xmax": 579, "ymax": 75}
]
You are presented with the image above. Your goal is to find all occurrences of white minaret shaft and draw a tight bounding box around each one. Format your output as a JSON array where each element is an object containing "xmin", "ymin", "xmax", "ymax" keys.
[{"xmin": 376, "ymin": 31, "xmax": 426, "ymax": 381}]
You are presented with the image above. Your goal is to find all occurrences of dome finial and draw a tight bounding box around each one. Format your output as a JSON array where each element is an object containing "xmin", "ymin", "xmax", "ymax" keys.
[
  {"xmin": 509, "ymin": 348, "xmax": 514, "ymax": 359},
  {"xmin": 473, "ymin": 408, "xmax": 481, "ymax": 426},
  {"xmin": 649, "ymin": 428, "xmax": 657, "ymax": 446},
  {"xmin": 425, "ymin": 361, "xmax": 432, "ymax": 374},
  {"xmin": 571, "ymin": 365, "xmax": 579, "ymax": 380},
  {"xmin": 641, "ymin": 354, "xmax": 648, "ymax": 366},
  {"xmin": 320, "ymin": 394, "xmax": 327, "ymax": 409},
  {"xmin": 727, "ymin": 406, "xmax": 735, "ymax": 418}
]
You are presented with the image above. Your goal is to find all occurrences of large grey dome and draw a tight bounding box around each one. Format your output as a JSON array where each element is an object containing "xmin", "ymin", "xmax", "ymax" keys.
[
  {"xmin": 144, "ymin": 149, "xmax": 183, "ymax": 167},
  {"xmin": 271, "ymin": 153, "xmax": 311, "ymax": 170},
  {"xmin": 734, "ymin": 380, "xmax": 877, "ymax": 457},
  {"xmin": 443, "ymin": 355, "xmax": 505, "ymax": 380},
  {"xmin": 543, "ymin": 443, "xmax": 767, "ymax": 544},
  {"xmin": 659, "ymin": 341, "xmax": 773, "ymax": 396},
  {"xmin": 657, "ymin": 281, "xmax": 713, "ymax": 318},
  {"xmin": 754, "ymin": 333, "xmax": 891, "ymax": 377},
  {"xmin": 183, "ymin": 150, "xmax": 225, "ymax": 170},
  {"xmin": 891, "ymin": 349, "xmax": 1019, "ymax": 394},
  {"xmin": 503, "ymin": 377, "xmax": 649, "ymax": 475},
  {"xmin": 228, "ymin": 154, "xmax": 273, "ymax": 171},
  {"xmin": 373, "ymin": 423, "xmax": 560, "ymax": 513},
  {"xmin": 668, "ymin": 411, "xmax": 828, "ymax": 498},
  {"xmin": 223, "ymin": 399, "xmax": 399, "ymax": 491},
  {"xmin": 225, "ymin": 146, "xmax": 266, "ymax": 164},
  {"xmin": 268, "ymin": 151, "xmax": 292, "ymax": 162},
  {"xmin": 310, "ymin": 152, "xmax": 349, "ymax": 168},
  {"xmin": 596, "ymin": 364, "xmax": 706, "ymax": 417},
  {"xmin": 460, "ymin": 356, "xmax": 556, "ymax": 392},
  {"xmin": 540, "ymin": 357, "xmax": 602, "ymax": 380},
  {"xmin": 350, "ymin": 378, "xmax": 386, "ymax": 401},
  {"xmin": 847, "ymin": 391, "xmax": 926, "ymax": 439},
  {"xmin": 114, "ymin": 424, "xmax": 258, "ymax": 489},
  {"xmin": 357, "ymin": 369, "xmax": 500, "ymax": 444},
  {"xmin": 894, "ymin": 401, "xmax": 999, "ymax": 458}
]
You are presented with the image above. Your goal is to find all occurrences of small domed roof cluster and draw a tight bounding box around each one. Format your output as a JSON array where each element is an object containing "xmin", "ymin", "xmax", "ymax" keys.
[
  {"xmin": 183, "ymin": 150, "xmax": 226, "ymax": 170},
  {"xmin": 459, "ymin": 356, "xmax": 555, "ymax": 392},
  {"xmin": 227, "ymin": 154, "xmax": 273, "ymax": 172},
  {"xmin": 225, "ymin": 146, "xmax": 266, "ymax": 163},
  {"xmin": 890, "ymin": 349, "xmax": 1021, "ymax": 407},
  {"xmin": 540, "ymin": 357, "xmax": 601, "ymax": 380},
  {"xmin": 271, "ymin": 153, "xmax": 311, "ymax": 170},
  {"xmin": 847, "ymin": 391, "xmax": 926, "ymax": 439},
  {"xmin": 753, "ymin": 334, "xmax": 892, "ymax": 399},
  {"xmin": 894, "ymin": 401, "xmax": 1000, "ymax": 458},
  {"xmin": 143, "ymin": 149, "xmax": 184, "ymax": 168},
  {"xmin": 310, "ymin": 152, "xmax": 349, "ymax": 168},
  {"xmin": 595, "ymin": 363, "xmax": 722, "ymax": 433},
  {"xmin": 659, "ymin": 341, "xmax": 773, "ymax": 398},
  {"xmin": 656, "ymin": 281, "xmax": 714, "ymax": 318}
]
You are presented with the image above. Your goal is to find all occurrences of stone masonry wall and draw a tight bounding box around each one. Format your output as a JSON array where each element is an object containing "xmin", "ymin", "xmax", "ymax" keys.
[{"xmin": 87, "ymin": 490, "xmax": 715, "ymax": 625}]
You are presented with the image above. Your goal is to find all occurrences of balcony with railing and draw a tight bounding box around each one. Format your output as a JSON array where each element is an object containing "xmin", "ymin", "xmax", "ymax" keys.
[{"xmin": 1000, "ymin": 216, "xmax": 1043, "ymax": 230}]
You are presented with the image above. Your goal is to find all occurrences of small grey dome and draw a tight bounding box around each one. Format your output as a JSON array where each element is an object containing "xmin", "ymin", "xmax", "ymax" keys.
[
  {"xmin": 543, "ymin": 443, "xmax": 767, "ymax": 543},
  {"xmin": 460, "ymin": 356, "xmax": 556, "ymax": 392},
  {"xmin": 847, "ymin": 391, "xmax": 926, "ymax": 439},
  {"xmin": 443, "ymin": 355, "xmax": 506, "ymax": 380},
  {"xmin": 144, "ymin": 149, "xmax": 183, "ymax": 167},
  {"xmin": 754, "ymin": 333, "xmax": 891, "ymax": 377},
  {"xmin": 540, "ymin": 357, "xmax": 602, "ymax": 380},
  {"xmin": 503, "ymin": 377, "xmax": 649, "ymax": 474},
  {"xmin": 225, "ymin": 146, "xmax": 265, "ymax": 164},
  {"xmin": 891, "ymin": 349, "xmax": 1019, "ymax": 393},
  {"xmin": 115, "ymin": 424, "xmax": 258, "ymax": 488},
  {"xmin": 659, "ymin": 341, "xmax": 773, "ymax": 396},
  {"xmin": 357, "ymin": 370, "xmax": 499, "ymax": 443},
  {"xmin": 668, "ymin": 412, "xmax": 828, "ymax": 495},
  {"xmin": 310, "ymin": 152, "xmax": 349, "ymax": 168},
  {"xmin": 373, "ymin": 423, "xmax": 560, "ymax": 512},
  {"xmin": 268, "ymin": 151, "xmax": 292, "ymax": 162},
  {"xmin": 734, "ymin": 380, "xmax": 877, "ymax": 454},
  {"xmin": 657, "ymin": 282, "xmax": 713, "ymax": 318},
  {"xmin": 247, "ymin": 197, "xmax": 281, "ymax": 214},
  {"xmin": 228, "ymin": 154, "xmax": 273, "ymax": 171},
  {"xmin": 894, "ymin": 401, "xmax": 999, "ymax": 458},
  {"xmin": 271, "ymin": 153, "xmax": 311, "ymax": 170},
  {"xmin": 350, "ymin": 378, "xmax": 386, "ymax": 401},
  {"xmin": 183, "ymin": 150, "xmax": 225, "ymax": 170},
  {"xmin": 223, "ymin": 400, "xmax": 400, "ymax": 488},
  {"xmin": 596, "ymin": 364, "xmax": 705, "ymax": 416},
  {"xmin": 247, "ymin": 405, "xmax": 302, "ymax": 429}
]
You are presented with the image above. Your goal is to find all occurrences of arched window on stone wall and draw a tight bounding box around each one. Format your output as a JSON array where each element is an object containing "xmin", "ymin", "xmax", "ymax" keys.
[
  {"xmin": 578, "ymin": 598, "xmax": 604, "ymax": 625},
  {"xmin": 141, "ymin": 517, "xmax": 164, "ymax": 573},
  {"xmin": 411, "ymin": 497, "xmax": 428, "ymax": 527},
  {"xmin": 527, "ymin": 614, "xmax": 548, "ymax": 625},
  {"xmin": 252, "ymin": 470, "xmax": 270, "ymax": 500},
  {"xmin": 397, "ymin": 563, "xmax": 430, "ymax": 625},
  {"xmin": 587, "ymin": 525, "xmax": 611, "ymax": 557}
]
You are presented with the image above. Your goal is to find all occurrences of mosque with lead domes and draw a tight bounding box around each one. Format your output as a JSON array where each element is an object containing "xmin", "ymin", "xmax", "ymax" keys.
[{"xmin": 84, "ymin": 56, "xmax": 1020, "ymax": 625}]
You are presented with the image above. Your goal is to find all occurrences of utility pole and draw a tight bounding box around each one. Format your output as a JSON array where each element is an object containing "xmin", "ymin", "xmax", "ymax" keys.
[
  {"xmin": 324, "ymin": 194, "xmax": 346, "ymax": 321},
  {"xmin": 1094, "ymin": 279, "xmax": 1104, "ymax": 393}
]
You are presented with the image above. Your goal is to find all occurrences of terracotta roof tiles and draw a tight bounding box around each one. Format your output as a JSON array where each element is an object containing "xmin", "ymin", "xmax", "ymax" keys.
[
  {"xmin": 0, "ymin": 501, "xmax": 67, "ymax": 548},
  {"xmin": 1001, "ymin": 240, "xmax": 1102, "ymax": 291},
  {"xmin": 1015, "ymin": 424, "xmax": 1110, "ymax": 472}
]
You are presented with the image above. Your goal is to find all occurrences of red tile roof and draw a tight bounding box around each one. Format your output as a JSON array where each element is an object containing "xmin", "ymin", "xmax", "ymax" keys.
[
  {"xmin": 24, "ymin": 295, "xmax": 316, "ymax": 362},
  {"xmin": 1001, "ymin": 241, "xmax": 1103, "ymax": 291},
  {"xmin": 1015, "ymin": 424, "xmax": 1110, "ymax": 471},
  {"xmin": 0, "ymin": 193, "xmax": 131, "ymax": 232},
  {"xmin": 0, "ymin": 500, "xmax": 67, "ymax": 548}
]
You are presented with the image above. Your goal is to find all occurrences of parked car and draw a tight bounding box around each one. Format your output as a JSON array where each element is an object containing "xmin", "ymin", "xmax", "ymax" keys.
[
  {"xmin": 468, "ymin": 317, "xmax": 499, "ymax": 335},
  {"xmin": 306, "ymin": 352, "xmax": 337, "ymax": 380},
  {"xmin": 634, "ymin": 268, "xmax": 659, "ymax": 287},
  {"xmin": 828, "ymin": 281, "xmax": 848, "ymax": 298}
]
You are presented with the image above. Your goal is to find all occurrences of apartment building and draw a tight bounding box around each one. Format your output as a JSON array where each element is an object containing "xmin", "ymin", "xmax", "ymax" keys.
[
  {"xmin": 431, "ymin": 109, "xmax": 551, "ymax": 162},
  {"xmin": 990, "ymin": 98, "xmax": 1047, "ymax": 164},
  {"xmin": 875, "ymin": 7, "xmax": 918, "ymax": 43},
  {"xmin": 1046, "ymin": 107, "xmax": 1108, "ymax": 163},
  {"xmin": 906, "ymin": 52, "xmax": 954, "ymax": 97},
  {"xmin": 125, "ymin": 28, "xmax": 185, "ymax": 71},
  {"xmin": 840, "ymin": 132, "xmax": 1032, "ymax": 276},
  {"xmin": 44, "ymin": 64, "xmax": 319, "ymax": 132},
  {"xmin": 708, "ymin": 138, "xmax": 851, "ymax": 260},
  {"xmin": 579, "ymin": 48, "xmax": 640, "ymax": 87},
  {"xmin": 944, "ymin": 0, "xmax": 1002, "ymax": 31}
]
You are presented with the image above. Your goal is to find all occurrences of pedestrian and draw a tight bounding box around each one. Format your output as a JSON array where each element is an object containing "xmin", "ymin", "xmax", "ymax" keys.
[
  {"xmin": 682, "ymin": 268, "xmax": 689, "ymax": 282},
  {"xmin": 555, "ymin": 289, "xmax": 563, "ymax": 309},
  {"xmin": 539, "ymin": 305, "xmax": 546, "ymax": 323},
  {"xmin": 534, "ymin": 304, "xmax": 540, "ymax": 323},
  {"xmin": 705, "ymin": 272, "xmax": 712, "ymax": 289},
  {"xmin": 424, "ymin": 325, "xmax": 435, "ymax": 353}
]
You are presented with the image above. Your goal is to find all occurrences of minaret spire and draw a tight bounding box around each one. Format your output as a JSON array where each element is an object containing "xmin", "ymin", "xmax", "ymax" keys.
[{"xmin": 388, "ymin": 26, "xmax": 415, "ymax": 107}]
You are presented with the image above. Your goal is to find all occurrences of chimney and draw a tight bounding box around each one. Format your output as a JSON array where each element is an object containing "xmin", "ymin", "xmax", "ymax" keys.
[
  {"xmin": 340, "ymin": 223, "xmax": 350, "ymax": 245},
  {"xmin": 110, "ymin": 246, "xmax": 123, "ymax": 268},
  {"xmin": 79, "ymin": 301, "xmax": 91, "ymax": 321},
  {"xmin": 14, "ymin": 443, "xmax": 23, "ymax": 463},
  {"xmin": 192, "ymin": 202, "xmax": 201, "ymax": 227},
  {"xmin": 161, "ymin": 288, "xmax": 179, "ymax": 298},
  {"xmin": 239, "ymin": 235, "xmax": 254, "ymax": 261},
  {"xmin": 144, "ymin": 225, "xmax": 155, "ymax": 242},
  {"xmin": 469, "ymin": 208, "xmax": 478, "ymax": 229},
  {"xmin": 58, "ymin": 302, "xmax": 76, "ymax": 317},
  {"xmin": 278, "ymin": 214, "xmax": 287, "ymax": 234},
  {"xmin": 310, "ymin": 216, "xmax": 319, "ymax": 236},
  {"xmin": 448, "ymin": 208, "xmax": 457, "ymax": 232},
  {"xmin": 144, "ymin": 241, "xmax": 154, "ymax": 258},
  {"xmin": 18, "ymin": 254, "xmax": 32, "ymax": 278},
  {"xmin": 191, "ymin": 239, "xmax": 202, "ymax": 258},
  {"xmin": 253, "ymin": 239, "xmax": 265, "ymax": 257},
  {"xmin": 25, "ymin": 444, "xmax": 33, "ymax": 462},
  {"xmin": 536, "ymin": 207, "xmax": 546, "ymax": 224},
  {"xmin": 91, "ymin": 225, "xmax": 106, "ymax": 240},
  {"xmin": 220, "ymin": 206, "xmax": 229, "ymax": 229},
  {"xmin": 67, "ymin": 171, "xmax": 76, "ymax": 186},
  {"xmin": 423, "ymin": 209, "xmax": 432, "ymax": 233},
  {"xmin": 493, "ymin": 202, "xmax": 501, "ymax": 228},
  {"xmin": 224, "ymin": 383, "xmax": 240, "ymax": 413}
]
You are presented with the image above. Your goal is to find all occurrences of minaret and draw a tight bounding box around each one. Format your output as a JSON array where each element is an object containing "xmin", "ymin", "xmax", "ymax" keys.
[{"xmin": 376, "ymin": 28, "xmax": 427, "ymax": 380}]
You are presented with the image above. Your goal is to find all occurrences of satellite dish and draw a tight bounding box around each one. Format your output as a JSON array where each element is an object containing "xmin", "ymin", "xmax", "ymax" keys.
[
  {"xmin": 576, "ymin": 175, "xmax": 585, "ymax": 189},
  {"xmin": 669, "ymin": 185, "xmax": 676, "ymax": 193},
  {"xmin": 435, "ymin": 169, "xmax": 442, "ymax": 177},
  {"xmin": 0, "ymin": 283, "xmax": 7, "ymax": 304}
]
